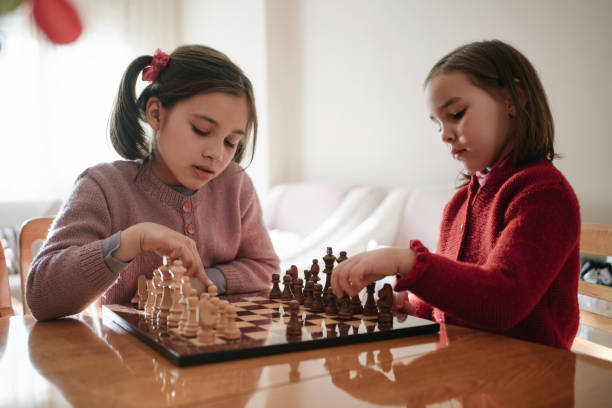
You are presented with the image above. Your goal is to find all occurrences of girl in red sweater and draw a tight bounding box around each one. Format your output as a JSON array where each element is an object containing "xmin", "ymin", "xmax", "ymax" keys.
[{"xmin": 332, "ymin": 40, "xmax": 580, "ymax": 349}]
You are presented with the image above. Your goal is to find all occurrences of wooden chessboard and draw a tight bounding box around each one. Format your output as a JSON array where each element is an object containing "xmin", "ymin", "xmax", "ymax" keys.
[{"xmin": 102, "ymin": 292, "xmax": 439, "ymax": 367}]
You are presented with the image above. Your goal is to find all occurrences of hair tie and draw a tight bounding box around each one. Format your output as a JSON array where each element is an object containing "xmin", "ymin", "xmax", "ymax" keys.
[{"xmin": 142, "ymin": 49, "xmax": 169, "ymax": 82}]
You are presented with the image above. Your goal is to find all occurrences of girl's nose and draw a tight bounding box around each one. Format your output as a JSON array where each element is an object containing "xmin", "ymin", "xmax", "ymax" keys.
[
  {"xmin": 203, "ymin": 139, "xmax": 224, "ymax": 161},
  {"xmin": 441, "ymin": 126, "xmax": 456, "ymax": 143}
]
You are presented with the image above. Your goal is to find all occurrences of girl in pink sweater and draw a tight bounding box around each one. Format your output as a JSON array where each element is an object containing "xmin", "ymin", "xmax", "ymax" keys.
[
  {"xmin": 27, "ymin": 46, "xmax": 280, "ymax": 320},
  {"xmin": 332, "ymin": 40, "xmax": 580, "ymax": 349}
]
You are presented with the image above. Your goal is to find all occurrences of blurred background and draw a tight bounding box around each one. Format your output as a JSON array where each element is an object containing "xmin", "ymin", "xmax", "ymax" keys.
[{"xmin": 1, "ymin": 0, "xmax": 611, "ymax": 227}]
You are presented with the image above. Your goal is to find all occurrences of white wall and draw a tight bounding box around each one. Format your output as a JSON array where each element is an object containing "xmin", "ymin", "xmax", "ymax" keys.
[
  {"xmin": 178, "ymin": 0, "xmax": 270, "ymax": 194},
  {"xmin": 265, "ymin": 0, "xmax": 612, "ymax": 223}
]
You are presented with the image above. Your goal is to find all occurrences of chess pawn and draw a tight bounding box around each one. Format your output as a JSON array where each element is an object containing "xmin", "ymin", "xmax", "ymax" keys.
[
  {"xmin": 336, "ymin": 250, "xmax": 348, "ymax": 264},
  {"xmin": 197, "ymin": 293, "xmax": 216, "ymax": 343},
  {"xmin": 150, "ymin": 268, "xmax": 162, "ymax": 320},
  {"xmin": 157, "ymin": 263, "xmax": 173, "ymax": 327},
  {"xmin": 325, "ymin": 289, "xmax": 338, "ymax": 315},
  {"xmin": 310, "ymin": 259, "xmax": 320, "ymax": 283},
  {"xmin": 168, "ymin": 260, "xmax": 187, "ymax": 328},
  {"xmin": 224, "ymin": 305, "xmax": 241, "ymax": 340},
  {"xmin": 303, "ymin": 280, "xmax": 315, "ymax": 308},
  {"xmin": 209, "ymin": 297, "xmax": 221, "ymax": 329},
  {"xmin": 350, "ymin": 294, "xmax": 364, "ymax": 315},
  {"xmin": 207, "ymin": 285, "xmax": 218, "ymax": 298},
  {"xmin": 337, "ymin": 294, "xmax": 353, "ymax": 320},
  {"xmin": 281, "ymin": 275, "xmax": 294, "ymax": 300},
  {"xmin": 304, "ymin": 270, "xmax": 312, "ymax": 282},
  {"xmin": 377, "ymin": 283, "xmax": 394, "ymax": 323},
  {"xmin": 269, "ymin": 273, "xmax": 282, "ymax": 299},
  {"xmin": 182, "ymin": 288, "xmax": 199, "ymax": 338},
  {"xmin": 217, "ymin": 300, "xmax": 230, "ymax": 336},
  {"xmin": 293, "ymin": 278, "xmax": 304, "ymax": 305},
  {"xmin": 286, "ymin": 300, "xmax": 302, "ymax": 337},
  {"xmin": 311, "ymin": 283, "xmax": 324, "ymax": 313},
  {"xmin": 178, "ymin": 278, "xmax": 193, "ymax": 332},
  {"xmin": 363, "ymin": 283, "xmax": 378, "ymax": 316},
  {"xmin": 137, "ymin": 275, "xmax": 147, "ymax": 309},
  {"xmin": 144, "ymin": 279, "xmax": 154, "ymax": 316}
]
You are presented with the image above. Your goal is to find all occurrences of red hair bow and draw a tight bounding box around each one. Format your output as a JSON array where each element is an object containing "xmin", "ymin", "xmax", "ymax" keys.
[{"xmin": 142, "ymin": 49, "xmax": 170, "ymax": 82}]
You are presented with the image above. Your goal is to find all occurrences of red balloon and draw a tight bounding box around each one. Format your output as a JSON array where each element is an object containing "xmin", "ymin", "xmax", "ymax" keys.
[{"xmin": 32, "ymin": 0, "xmax": 83, "ymax": 45}]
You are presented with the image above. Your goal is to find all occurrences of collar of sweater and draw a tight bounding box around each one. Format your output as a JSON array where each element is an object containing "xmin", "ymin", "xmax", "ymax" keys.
[
  {"xmin": 468, "ymin": 157, "xmax": 549, "ymax": 195},
  {"xmin": 134, "ymin": 162, "xmax": 207, "ymax": 210}
]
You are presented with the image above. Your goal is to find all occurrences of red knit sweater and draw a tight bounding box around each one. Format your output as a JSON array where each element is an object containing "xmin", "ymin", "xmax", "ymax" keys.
[{"xmin": 395, "ymin": 159, "xmax": 581, "ymax": 349}]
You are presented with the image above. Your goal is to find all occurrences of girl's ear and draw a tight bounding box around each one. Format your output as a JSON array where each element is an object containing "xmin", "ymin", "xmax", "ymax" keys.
[{"xmin": 146, "ymin": 97, "xmax": 164, "ymax": 130}]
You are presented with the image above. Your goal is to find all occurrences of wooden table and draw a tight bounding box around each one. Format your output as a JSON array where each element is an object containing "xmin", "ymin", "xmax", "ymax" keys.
[{"xmin": 1, "ymin": 307, "xmax": 611, "ymax": 407}]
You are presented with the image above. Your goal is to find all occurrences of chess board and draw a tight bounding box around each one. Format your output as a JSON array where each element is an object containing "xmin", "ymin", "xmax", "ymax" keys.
[{"xmin": 102, "ymin": 292, "xmax": 439, "ymax": 367}]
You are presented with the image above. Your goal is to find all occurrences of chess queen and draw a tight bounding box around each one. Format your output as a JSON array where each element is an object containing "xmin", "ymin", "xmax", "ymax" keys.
[
  {"xmin": 332, "ymin": 40, "xmax": 581, "ymax": 351},
  {"xmin": 26, "ymin": 46, "xmax": 280, "ymax": 320}
]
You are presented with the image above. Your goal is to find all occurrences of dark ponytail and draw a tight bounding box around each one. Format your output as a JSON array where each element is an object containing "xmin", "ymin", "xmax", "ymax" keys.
[
  {"xmin": 109, "ymin": 55, "xmax": 153, "ymax": 160},
  {"xmin": 108, "ymin": 45, "xmax": 258, "ymax": 166}
]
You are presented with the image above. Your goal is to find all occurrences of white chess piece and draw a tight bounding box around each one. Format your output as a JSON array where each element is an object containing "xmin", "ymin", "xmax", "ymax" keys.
[
  {"xmin": 183, "ymin": 288, "xmax": 199, "ymax": 338},
  {"xmin": 197, "ymin": 294, "xmax": 216, "ymax": 343},
  {"xmin": 216, "ymin": 300, "xmax": 229, "ymax": 336},
  {"xmin": 224, "ymin": 305, "xmax": 241, "ymax": 340}
]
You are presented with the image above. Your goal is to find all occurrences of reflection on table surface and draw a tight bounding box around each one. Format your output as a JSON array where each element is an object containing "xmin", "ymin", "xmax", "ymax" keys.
[{"xmin": 1, "ymin": 306, "xmax": 612, "ymax": 407}]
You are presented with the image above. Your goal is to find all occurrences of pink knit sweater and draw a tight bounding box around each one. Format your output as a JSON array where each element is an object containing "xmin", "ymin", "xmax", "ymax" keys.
[{"xmin": 26, "ymin": 160, "xmax": 280, "ymax": 320}]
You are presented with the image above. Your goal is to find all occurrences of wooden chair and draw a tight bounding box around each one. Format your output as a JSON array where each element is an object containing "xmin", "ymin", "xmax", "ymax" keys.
[
  {"xmin": 19, "ymin": 217, "xmax": 53, "ymax": 315},
  {"xmin": 572, "ymin": 223, "xmax": 612, "ymax": 361},
  {"xmin": 0, "ymin": 243, "xmax": 15, "ymax": 317}
]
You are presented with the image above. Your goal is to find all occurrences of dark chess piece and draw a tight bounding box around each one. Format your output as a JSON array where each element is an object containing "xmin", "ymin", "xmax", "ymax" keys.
[
  {"xmin": 337, "ymin": 294, "xmax": 353, "ymax": 320},
  {"xmin": 284, "ymin": 270, "xmax": 294, "ymax": 283},
  {"xmin": 363, "ymin": 283, "xmax": 378, "ymax": 316},
  {"xmin": 377, "ymin": 283, "xmax": 393, "ymax": 323},
  {"xmin": 281, "ymin": 275, "xmax": 294, "ymax": 300},
  {"xmin": 269, "ymin": 273, "xmax": 282, "ymax": 299},
  {"xmin": 293, "ymin": 279, "xmax": 304, "ymax": 305},
  {"xmin": 303, "ymin": 280, "xmax": 314, "ymax": 308},
  {"xmin": 310, "ymin": 259, "xmax": 320, "ymax": 283},
  {"xmin": 350, "ymin": 294, "xmax": 364, "ymax": 314},
  {"xmin": 322, "ymin": 247, "xmax": 337, "ymax": 297},
  {"xmin": 311, "ymin": 283, "xmax": 324, "ymax": 313},
  {"xmin": 289, "ymin": 265, "xmax": 299, "ymax": 282},
  {"xmin": 286, "ymin": 300, "xmax": 302, "ymax": 337},
  {"xmin": 325, "ymin": 289, "xmax": 338, "ymax": 315},
  {"xmin": 304, "ymin": 270, "xmax": 312, "ymax": 282},
  {"xmin": 336, "ymin": 250, "xmax": 348, "ymax": 264}
]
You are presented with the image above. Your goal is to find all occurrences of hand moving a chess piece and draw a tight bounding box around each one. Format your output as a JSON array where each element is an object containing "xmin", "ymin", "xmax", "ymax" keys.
[
  {"xmin": 113, "ymin": 223, "xmax": 213, "ymax": 288},
  {"xmin": 331, "ymin": 248, "xmax": 416, "ymax": 299}
]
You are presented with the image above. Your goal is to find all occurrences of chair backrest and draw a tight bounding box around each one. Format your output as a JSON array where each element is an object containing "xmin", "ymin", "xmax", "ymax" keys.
[
  {"xmin": 19, "ymin": 217, "xmax": 53, "ymax": 315},
  {"xmin": 573, "ymin": 223, "xmax": 612, "ymax": 360},
  {"xmin": 0, "ymin": 244, "xmax": 15, "ymax": 317}
]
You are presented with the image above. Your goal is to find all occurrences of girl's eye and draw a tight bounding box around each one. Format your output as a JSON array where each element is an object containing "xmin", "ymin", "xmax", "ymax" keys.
[
  {"xmin": 224, "ymin": 140, "xmax": 237, "ymax": 148},
  {"xmin": 192, "ymin": 125, "xmax": 210, "ymax": 136},
  {"xmin": 452, "ymin": 109, "xmax": 466, "ymax": 120}
]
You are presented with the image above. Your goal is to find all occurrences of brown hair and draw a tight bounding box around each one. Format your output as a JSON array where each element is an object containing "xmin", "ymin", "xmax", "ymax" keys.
[
  {"xmin": 109, "ymin": 45, "xmax": 257, "ymax": 166},
  {"xmin": 424, "ymin": 40, "xmax": 556, "ymax": 186}
]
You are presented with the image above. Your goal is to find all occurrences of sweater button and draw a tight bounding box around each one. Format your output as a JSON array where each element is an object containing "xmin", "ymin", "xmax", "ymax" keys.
[
  {"xmin": 182, "ymin": 201, "xmax": 192, "ymax": 213},
  {"xmin": 186, "ymin": 223, "xmax": 195, "ymax": 235}
]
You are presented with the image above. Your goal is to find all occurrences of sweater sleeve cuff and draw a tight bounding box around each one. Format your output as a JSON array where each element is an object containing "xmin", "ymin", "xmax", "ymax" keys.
[
  {"xmin": 78, "ymin": 240, "xmax": 121, "ymax": 294},
  {"xmin": 101, "ymin": 231, "xmax": 132, "ymax": 275},
  {"xmin": 206, "ymin": 267, "xmax": 227, "ymax": 295},
  {"xmin": 394, "ymin": 240, "xmax": 429, "ymax": 292},
  {"xmin": 216, "ymin": 264, "xmax": 245, "ymax": 294}
]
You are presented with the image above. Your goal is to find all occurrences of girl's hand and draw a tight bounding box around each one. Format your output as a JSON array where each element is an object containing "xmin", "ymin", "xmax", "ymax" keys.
[
  {"xmin": 331, "ymin": 247, "xmax": 416, "ymax": 298},
  {"xmin": 114, "ymin": 222, "xmax": 213, "ymax": 287},
  {"xmin": 392, "ymin": 290, "xmax": 416, "ymax": 314}
]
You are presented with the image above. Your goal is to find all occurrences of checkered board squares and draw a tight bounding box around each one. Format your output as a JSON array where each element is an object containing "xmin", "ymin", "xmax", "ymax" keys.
[{"xmin": 102, "ymin": 291, "xmax": 439, "ymax": 367}]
